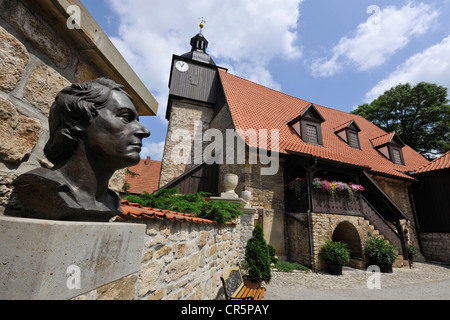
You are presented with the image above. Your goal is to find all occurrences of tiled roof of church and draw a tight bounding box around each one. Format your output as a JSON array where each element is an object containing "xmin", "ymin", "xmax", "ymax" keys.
[
  {"xmin": 218, "ymin": 69, "xmax": 430, "ymax": 180},
  {"xmin": 412, "ymin": 151, "xmax": 450, "ymax": 174}
]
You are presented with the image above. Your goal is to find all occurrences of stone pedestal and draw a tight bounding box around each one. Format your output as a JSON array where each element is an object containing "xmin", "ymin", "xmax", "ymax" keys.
[{"xmin": 0, "ymin": 216, "xmax": 145, "ymax": 300}]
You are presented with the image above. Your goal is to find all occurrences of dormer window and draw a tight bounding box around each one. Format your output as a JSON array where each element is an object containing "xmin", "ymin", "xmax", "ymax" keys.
[
  {"xmin": 288, "ymin": 103, "xmax": 325, "ymax": 146},
  {"xmin": 334, "ymin": 120, "xmax": 361, "ymax": 149},
  {"xmin": 371, "ymin": 132, "xmax": 406, "ymax": 165}
]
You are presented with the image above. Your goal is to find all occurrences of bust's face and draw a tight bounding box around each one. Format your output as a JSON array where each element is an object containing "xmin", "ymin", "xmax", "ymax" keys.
[{"xmin": 83, "ymin": 90, "xmax": 150, "ymax": 170}]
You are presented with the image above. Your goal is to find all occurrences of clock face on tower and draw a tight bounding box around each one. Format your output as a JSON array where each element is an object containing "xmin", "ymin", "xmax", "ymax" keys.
[{"xmin": 175, "ymin": 60, "xmax": 189, "ymax": 73}]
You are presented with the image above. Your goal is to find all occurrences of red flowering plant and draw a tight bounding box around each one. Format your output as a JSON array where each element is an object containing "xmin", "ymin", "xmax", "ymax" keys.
[
  {"xmin": 312, "ymin": 178, "xmax": 364, "ymax": 202},
  {"xmin": 287, "ymin": 178, "xmax": 307, "ymax": 198}
]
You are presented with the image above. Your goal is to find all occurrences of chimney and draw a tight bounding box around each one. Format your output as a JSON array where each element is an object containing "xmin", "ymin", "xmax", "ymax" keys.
[{"xmin": 145, "ymin": 156, "xmax": 151, "ymax": 166}]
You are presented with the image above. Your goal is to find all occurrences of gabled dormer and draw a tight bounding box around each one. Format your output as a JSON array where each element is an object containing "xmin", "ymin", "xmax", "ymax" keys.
[
  {"xmin": 288, "ymin": 104, "xmax": 325, "ymax": 146},
  {"xmin": 371, "ymin": 132, "xmax": 406, "ymax": 165},
  {"xmin": 334, "ymin": 120, "xmax": 362, "ymax": 149}
]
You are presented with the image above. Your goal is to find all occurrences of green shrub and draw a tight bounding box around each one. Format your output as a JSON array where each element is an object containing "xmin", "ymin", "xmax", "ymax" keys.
[
  {"xmin": 124, "ymin": 188, "xmax": 242, "ymax": 225},
  {"xmin": 267, "ymin": 244, "xmax": 278, "ymax": 264},
  {"xmin": 364, "ymin": 237, "xmax": 399, "ymax": 265},
  {"xmin": 320, "ymin": 240, "xmax": 350, "ymax": 266},
  {"xmin": 243, "ymin": 224, "xmax": 271, "ymax": 284},
  {"xmin": 274, "ymin": 261, "xmax": 310, "ymax": 272},
  {"xmin": 406, "ymin": 243, "xmax": 419, "ymax": 262}
]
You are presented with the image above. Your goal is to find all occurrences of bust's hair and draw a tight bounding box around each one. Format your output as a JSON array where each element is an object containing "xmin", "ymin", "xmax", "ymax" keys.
[{"xmin": 44, "ymin": 78, "xmax": 132, "ymax": 165}]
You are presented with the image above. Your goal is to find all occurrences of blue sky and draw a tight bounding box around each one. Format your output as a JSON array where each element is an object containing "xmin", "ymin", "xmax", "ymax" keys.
[{"xmin": 80, "ymin": 0, "xmax": 450, "ymax": 161}]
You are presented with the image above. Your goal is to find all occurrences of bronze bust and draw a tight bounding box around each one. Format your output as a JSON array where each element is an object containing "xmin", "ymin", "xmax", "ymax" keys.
[{"xmin": 10, "ymin": 78, "xmax": 150, "ymax": 222}]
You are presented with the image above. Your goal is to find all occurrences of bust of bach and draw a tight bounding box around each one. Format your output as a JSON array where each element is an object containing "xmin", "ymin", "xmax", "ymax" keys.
[{"xmin": 11, "ymin": 78, "xmax": 150, "ymax": 222}]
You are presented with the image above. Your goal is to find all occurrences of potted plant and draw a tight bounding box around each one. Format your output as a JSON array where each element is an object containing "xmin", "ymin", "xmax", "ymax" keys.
[
  {"xmin": 364, "ymin": 237, "xmax": 399, "ymax": 273},
  {"xmin": 287, "ymin": 178, "xmax": 307, "ymax": 198},
  {"xmin": 242, "ymin": 224, "xmax": 272, "ymax": 287},
  {"xmin": 406, "ymin": 243, "xmax": 419, "ymax": 266},
  {"xmin": 320, "ymin": 240, "xmax": 350, "ymax": 275}
]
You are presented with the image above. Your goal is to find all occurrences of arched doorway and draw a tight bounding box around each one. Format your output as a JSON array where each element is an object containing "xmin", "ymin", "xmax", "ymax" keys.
[{"xmin": 332, "ymin": 221, "xmax": 364, "ymax": 269}]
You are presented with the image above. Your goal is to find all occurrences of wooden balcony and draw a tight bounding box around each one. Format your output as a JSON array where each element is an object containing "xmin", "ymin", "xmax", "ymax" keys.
[
  {"xmin": 312, "ymin": 190, "xmax": 362, "ymax": 216},
  {"xmin": 285, "ymin": 189, "xmax": 363, "ymax": 217}
]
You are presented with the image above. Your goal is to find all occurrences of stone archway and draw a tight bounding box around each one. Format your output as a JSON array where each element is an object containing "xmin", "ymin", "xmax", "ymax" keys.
[{"xmin": 332, "ymin": 221, "xmax": 364, "ymax": 269}]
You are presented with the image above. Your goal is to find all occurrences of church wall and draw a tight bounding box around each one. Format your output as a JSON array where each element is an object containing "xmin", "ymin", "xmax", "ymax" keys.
[
  {"xmin": 159, "ymin": 99, "xmax": 215, "ymax": 188},
  {"xmin": 209, "ymin": 103, "xmax": 287, "ymax": 257}
]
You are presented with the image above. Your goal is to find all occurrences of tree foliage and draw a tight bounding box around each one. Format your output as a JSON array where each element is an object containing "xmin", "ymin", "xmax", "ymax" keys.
[{"xmin": 352, "ymin": 82, "xmax": 450, "ymax": 158}]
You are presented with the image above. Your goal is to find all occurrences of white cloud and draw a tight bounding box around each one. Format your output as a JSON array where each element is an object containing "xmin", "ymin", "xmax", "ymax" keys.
[
  {"xmin": 107, "ymin": 0, "xmax": 303, "ymax": 119},
  {"xmin": 141, "ymin": 141, "xmax": 166, "ymax": 161},
  {"xmin": 311, "ymin": 2, "xmax": 439, "ymax": 77},
  {"xmin": 365, "ymin": 34, "xmax": 450, "ymax": 102}
]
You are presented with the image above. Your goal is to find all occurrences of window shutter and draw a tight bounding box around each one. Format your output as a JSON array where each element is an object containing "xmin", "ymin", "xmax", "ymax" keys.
[
  {"xmin": 306, "ymin": 124, "xmax": 318, "ymax": 145},
  {"xmin": 348, "ymin": 131, "xmax": 360, "ymax": 149},
  {"xmin": 392, "ymin": 148, "xmax": 403, "ymax": 165}
]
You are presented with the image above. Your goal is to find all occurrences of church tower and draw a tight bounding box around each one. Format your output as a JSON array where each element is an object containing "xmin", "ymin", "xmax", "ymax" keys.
[{"xmin": 159, "ymin": 23, "xmax": 221, "ymax": 188}]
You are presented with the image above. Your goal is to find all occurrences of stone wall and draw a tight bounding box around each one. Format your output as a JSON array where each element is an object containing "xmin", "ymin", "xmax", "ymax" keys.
[
  {"xmin": 1, "ymin": 211, "xmax": 257, "ymax": 300},
  {"xmin": 285, "ymin": 212, "xmax": 407, "ymax": 271},
  {"xmin": 370, "ymin": 175, "xmax": 420, "ymax": 248},
  {"xmin": 286, "ymin": 213, "xmax": 311, "ymax": 267},
  {"xmin": 0, "ymin": 0, "xmax": 128, "ymax": 214},
  {"xmin": 159, "ymin": 100, "xmax": 215, "ymax": 188},
  {"xmin": 74, "ymin": 212, "xmax": 258, "ymax": 300},
  {"xmin": 310, "ymin": 213, "xmax": 376, "ymax": 270},
  {"xmin": 420, "ymin": 233, "xmax": 450, "ymax": 264}
]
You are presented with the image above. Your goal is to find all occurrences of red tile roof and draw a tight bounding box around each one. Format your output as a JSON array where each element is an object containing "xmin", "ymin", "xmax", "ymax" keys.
[
  {"xmin": 117, "ymin": 201, "xmax": 236, "ymax": 225},
  {"xmin": 370, "ymin": 132, "xmax": 395, "ymax": 148},
  {"xmin": 124, "ymin": 158, "xmax": 161, "ymax": 194},
  {"xmin": 218, "ymin": 69, "xmax": 430, "ymax": 180},
  {"xmin": 334, "ymin": 120, "xmax": 356, "ymax": 133},
  {"xmin": 413, "ymin": 151, "xmax": 450, "ymax": 174}
]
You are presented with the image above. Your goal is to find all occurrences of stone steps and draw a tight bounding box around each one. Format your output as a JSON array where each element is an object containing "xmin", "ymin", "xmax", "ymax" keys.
[{"xmin": 365, "ymin": 219, "xmax": 409, "ymax": 268}]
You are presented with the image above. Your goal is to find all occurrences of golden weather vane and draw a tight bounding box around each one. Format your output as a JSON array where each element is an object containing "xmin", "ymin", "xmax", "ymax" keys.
[{"xmin": 199, "ymin": 17, "xmax": 206, "ymax": 33}]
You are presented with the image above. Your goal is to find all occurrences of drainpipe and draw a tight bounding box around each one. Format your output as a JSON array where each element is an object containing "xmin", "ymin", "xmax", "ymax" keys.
[{"xmin": 306, "ymin": 165, "xmax": 315, "ymax": 272}]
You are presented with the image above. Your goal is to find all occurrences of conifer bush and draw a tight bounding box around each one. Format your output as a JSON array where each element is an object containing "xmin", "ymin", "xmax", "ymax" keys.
[
  {"xmin": 124, "ymin": 188, "xmax": 242, "ymax": 225},
  {"xmin": 242, "ymin": 224, "xmax": 272, "ymax": 284}
]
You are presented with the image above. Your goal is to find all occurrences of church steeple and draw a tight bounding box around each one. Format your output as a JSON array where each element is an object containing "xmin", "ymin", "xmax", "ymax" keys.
[{"xmin": 181, "ymin": 21, "xmax": 216, "ymax": 65}]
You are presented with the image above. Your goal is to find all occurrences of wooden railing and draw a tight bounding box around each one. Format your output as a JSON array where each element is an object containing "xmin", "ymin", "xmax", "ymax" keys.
[
  {"xmin": 312, "ymin": 190, "xmax": 361, "ymax": 216},
  {"xmin": 360, "ymin": 195, "xmax": 404, "ymax": 256}
]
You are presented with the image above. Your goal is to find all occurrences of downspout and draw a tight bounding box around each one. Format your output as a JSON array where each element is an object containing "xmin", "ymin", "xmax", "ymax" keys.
[
  {"xmin": 408, "ymin": 187, "xmax": 423, "ymax": 256},
  {"xmin": 306, "ymin": 163, "xmax": 315, "ymax": 272}
]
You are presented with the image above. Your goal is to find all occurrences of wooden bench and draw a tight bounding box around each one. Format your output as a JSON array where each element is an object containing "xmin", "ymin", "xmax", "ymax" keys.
[{"xmin": 220, "ymin": 266, "xmax": 266, "ymax": 300}]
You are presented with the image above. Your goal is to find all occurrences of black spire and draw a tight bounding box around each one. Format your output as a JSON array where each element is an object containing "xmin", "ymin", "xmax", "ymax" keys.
[{"xmin": 181, "ymin": 21, "xmax": 216, "ymax": 65}]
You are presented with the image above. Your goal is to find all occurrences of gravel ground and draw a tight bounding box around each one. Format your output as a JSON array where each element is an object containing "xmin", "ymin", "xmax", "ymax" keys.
[{"xmin": 263, "ymin": 262, "xmax": 450, "ymax": 300}]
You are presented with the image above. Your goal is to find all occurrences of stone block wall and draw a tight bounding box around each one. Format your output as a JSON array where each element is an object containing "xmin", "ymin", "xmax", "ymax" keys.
[
  {"xmin": 286, "ymin": 213, "xmax": 311, "ymax": 266},
  {"xmin": 0, "ymin": 0, "xmax": 126, "ymax": 214},
  {"xmin": 310, "ymin": 213, "xmax": 375, "ymax": 270},
  {"xmin": 159, "ymin": 99, "xmax": 215, "ymax": 188},
  {"xmin": 420, "ymin": 233, "xmax": 450, "ymax": 264},
  {"xmin": 370, "ymin": 175, "xmax": 421, "ymax": 250},
  {"xmin": 74, "ymin": 212, "xmax": 258, "ymax": 300}
]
